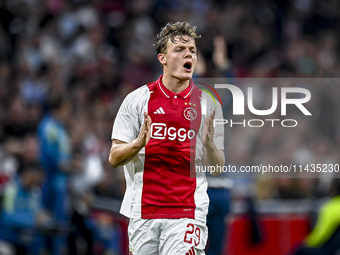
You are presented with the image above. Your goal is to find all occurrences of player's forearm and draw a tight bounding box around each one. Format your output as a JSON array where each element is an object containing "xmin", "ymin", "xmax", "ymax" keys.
[
  {"xmin": 109, "ymin": 139, "xmax": 144, "ymax": 168},
  {"xmin": 204, "ymin": 145, "xmax": 225, "ymax": 176}
]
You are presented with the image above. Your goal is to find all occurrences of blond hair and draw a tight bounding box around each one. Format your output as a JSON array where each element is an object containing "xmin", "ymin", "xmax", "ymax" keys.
[{"xmin": 154, "ymin": 21, "xmax": 201, "ymax": 54}]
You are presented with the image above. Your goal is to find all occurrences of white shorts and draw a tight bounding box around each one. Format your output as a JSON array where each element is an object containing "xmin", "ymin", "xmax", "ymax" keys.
[{"xmin": 128, "ymin": 218, "xmax": 208, "ymax": 255}]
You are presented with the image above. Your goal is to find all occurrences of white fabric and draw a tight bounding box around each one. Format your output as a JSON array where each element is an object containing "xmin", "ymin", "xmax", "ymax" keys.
[
  {"xmin": 111, "ymin": 86, "xmax": 150, "ymax": 218},
  {"xmin": 111, "ymin": 84, "xmax": 224, "ymax": 222},
  {"xmin": 128, "ymin": 218, "xmax": 207, "ymax": 255}
]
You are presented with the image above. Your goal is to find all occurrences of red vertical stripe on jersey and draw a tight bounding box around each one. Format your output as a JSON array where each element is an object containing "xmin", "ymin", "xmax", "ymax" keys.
[{"xmin": 141, "ymin": 79, "xmax": 202, "ymax": 219}]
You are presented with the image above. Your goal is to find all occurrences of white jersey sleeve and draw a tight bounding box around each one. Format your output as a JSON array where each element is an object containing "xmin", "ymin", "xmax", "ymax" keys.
[
  {"xmin": 195, "ymin": 91, "xmax": 224, "ymax": 161},
  {"xmin": 111, "ymin": 85, "xmax": 150, "ymax": 143},
  {"xmin": 202, "ymin": 90, "xmax": 224, "ymax": 151},
  {"xmin": 211, "ymin": 95, "xmax": 224, "ymax": 151}
]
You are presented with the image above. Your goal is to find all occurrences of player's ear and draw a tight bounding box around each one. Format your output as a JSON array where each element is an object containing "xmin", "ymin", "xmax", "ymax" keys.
[{"xmin": 158, "ymin": 53, "xmax": 166, "ymax": 66}]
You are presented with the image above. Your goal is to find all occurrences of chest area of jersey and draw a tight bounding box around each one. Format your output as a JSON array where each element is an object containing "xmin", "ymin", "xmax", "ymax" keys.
[{"xmin": 148, "ymin": 94, "xmax": 201, "ymax": 143}]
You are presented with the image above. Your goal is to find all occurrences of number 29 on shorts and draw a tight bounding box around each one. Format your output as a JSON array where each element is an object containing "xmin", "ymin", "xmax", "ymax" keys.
[{"xmin": 183, "ymin": 223, "xmax": 201, "ymax": 246}]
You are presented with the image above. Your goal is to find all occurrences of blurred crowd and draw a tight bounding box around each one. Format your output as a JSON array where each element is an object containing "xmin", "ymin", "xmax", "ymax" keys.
[{"xmin": 0, "ymin": 0, "xmax": 340, "ymax": 254}]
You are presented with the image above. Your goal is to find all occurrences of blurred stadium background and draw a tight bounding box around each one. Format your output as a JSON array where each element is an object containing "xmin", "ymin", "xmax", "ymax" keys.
[{"xmin": 0, "ymin": 0, "xmax": 340, "ymax": 254}]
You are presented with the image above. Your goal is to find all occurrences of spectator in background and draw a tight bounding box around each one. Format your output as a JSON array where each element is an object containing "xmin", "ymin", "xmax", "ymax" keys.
[
  {"xmin": 293, "ymin": 179, "xmax": 340, "ymax": 255},
  {"xmin": 68, "ymin": 148, "xmax": 94, "ymax": 255},
  {"xmin": 68, "ymin": 145, "xmax": 105, "ymax": 255},
  {"xmin": 2, "ymin": 98, "xmax": 33, "ymax": 163},
  {"xmin": 0, "ymin": 163, "xmax": 52, "ymax": 255},
  {"xmin": 37, "ymin": 94, "xmax": 80, "ymax": 255},
  {"xmin": 88, "ymin": 211, "xmax": 122, "ymax": 255}
]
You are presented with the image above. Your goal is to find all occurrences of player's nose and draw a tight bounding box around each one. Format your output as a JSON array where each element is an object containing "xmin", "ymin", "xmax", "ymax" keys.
[{"xmin": 184, "ymin": 48, "xmax": 192, "ymax": 58}]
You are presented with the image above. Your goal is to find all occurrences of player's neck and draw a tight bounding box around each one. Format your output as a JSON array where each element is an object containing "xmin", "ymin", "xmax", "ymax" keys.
[{"xmin": 162, "ymin": 73, "xmax": 190, "ymax": 94}]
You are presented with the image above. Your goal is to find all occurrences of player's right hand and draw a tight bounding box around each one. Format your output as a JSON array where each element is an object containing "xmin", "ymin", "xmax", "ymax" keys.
[{"xmin": 136, "ymin": 112, "xmax": 152, "ymax": 147}]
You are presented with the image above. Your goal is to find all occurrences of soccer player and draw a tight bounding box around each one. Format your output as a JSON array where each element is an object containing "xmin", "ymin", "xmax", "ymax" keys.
[{"xmin": 109, "ymin": 21, "xmax": 225, "ymax": 254}]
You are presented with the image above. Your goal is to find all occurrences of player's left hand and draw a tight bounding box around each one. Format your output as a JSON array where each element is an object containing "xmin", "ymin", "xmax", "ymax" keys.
[{"xmin": 202, "ymin": 110, "xmax": 215, "ymax": 149}]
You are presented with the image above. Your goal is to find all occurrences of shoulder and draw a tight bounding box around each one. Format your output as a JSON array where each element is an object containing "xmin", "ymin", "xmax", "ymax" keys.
[
  {"xmin": 39, "ymin": 115, "xmax": 57, "ymax": 128},
  {"xmin": 123, "ymin": 85, "xmax": 151, "ymax": 105},
  {"xmin": 119, "ymin": 84, "xmax": 152, "ymax": 115},
  {"xmin": 38, "ymin": 117, "xmax": 60, "ymax": 141},
  {"xmin": 199, "ymin": 89, "xmax": 222, "ymax": 110},
  {"xmin": 192, "ymin": 85, "xmax": 216, "ymax": 102},
  {"xmin": 38, "ymin": 115, "xmax": 50, "ymax": 129},
  {"xmin": 126, "ymin": 85, "xmax": 150, "ymax": 99}
]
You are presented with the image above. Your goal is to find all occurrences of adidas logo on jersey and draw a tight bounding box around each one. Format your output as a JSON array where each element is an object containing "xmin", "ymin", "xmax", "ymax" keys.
[
  {"xmin": 185, "ymin": 246, "xmax": 196, "ymax": 255},
  {"xmin": 154, "ymin": 107, "xmax": 165, "ymax": 114}
]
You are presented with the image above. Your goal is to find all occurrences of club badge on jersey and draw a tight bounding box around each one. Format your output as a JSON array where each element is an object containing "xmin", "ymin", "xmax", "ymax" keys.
[{"xmin": 183, "ymin": 106, "xmax": 198, "ymax": 121}]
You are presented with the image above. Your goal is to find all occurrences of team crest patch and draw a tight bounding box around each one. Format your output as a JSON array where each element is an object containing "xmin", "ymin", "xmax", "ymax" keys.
[{"xmin": 183, "ymin": 107, "xmax": 197, "ymax": 121}]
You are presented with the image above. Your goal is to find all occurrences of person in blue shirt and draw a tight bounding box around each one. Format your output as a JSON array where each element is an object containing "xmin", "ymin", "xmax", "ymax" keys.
[
  {"xmin": 0, "ymin": 163, "xmax": 52, "ymax": 255},
  {"xmin": 37, "ymin": 95, "xmax": 79, "ymax": 255}
]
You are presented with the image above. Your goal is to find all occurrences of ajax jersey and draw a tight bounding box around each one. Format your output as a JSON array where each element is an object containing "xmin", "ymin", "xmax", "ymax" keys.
[{"xmin": 111, "ymin": 75, "xmax": 224, "ymax": 223}]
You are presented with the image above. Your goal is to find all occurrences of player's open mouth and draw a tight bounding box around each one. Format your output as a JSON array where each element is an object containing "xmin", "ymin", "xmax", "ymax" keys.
[{"xmin": 183, "ymin": 62, "xmax": 192, "ymax": 72}]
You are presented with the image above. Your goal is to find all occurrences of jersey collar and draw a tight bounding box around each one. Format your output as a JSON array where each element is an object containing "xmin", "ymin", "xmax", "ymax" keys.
[{"xmin": 157, "ymin": 75, "xmax": 194, "ymax": 99}]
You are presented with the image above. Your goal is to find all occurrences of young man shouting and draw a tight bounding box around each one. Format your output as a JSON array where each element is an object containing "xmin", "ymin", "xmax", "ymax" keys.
[{"xmin": 109, "ymin": 21, "xmax": 224, "ymax": 255}]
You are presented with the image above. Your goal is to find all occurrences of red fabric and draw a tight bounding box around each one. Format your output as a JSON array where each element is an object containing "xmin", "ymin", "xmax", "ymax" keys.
[
  {"xmin": 226, "ymin": 214, "xmax": 310, "ymax": 255},
  {"xmin": 141, "ymin": 76, "xmax": 202, "ymax": 219}
]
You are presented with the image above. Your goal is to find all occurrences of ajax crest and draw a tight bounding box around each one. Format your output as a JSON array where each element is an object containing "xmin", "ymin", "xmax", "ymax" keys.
[{"xmin": 183, "ymin": 107, "xmax": 197, "ymax": 121}]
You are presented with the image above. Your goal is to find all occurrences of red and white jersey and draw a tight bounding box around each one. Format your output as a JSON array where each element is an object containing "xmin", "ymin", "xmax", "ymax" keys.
[{"xmin": 111, "ymin": 75, "xmax": 224, "ymax": 223}]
